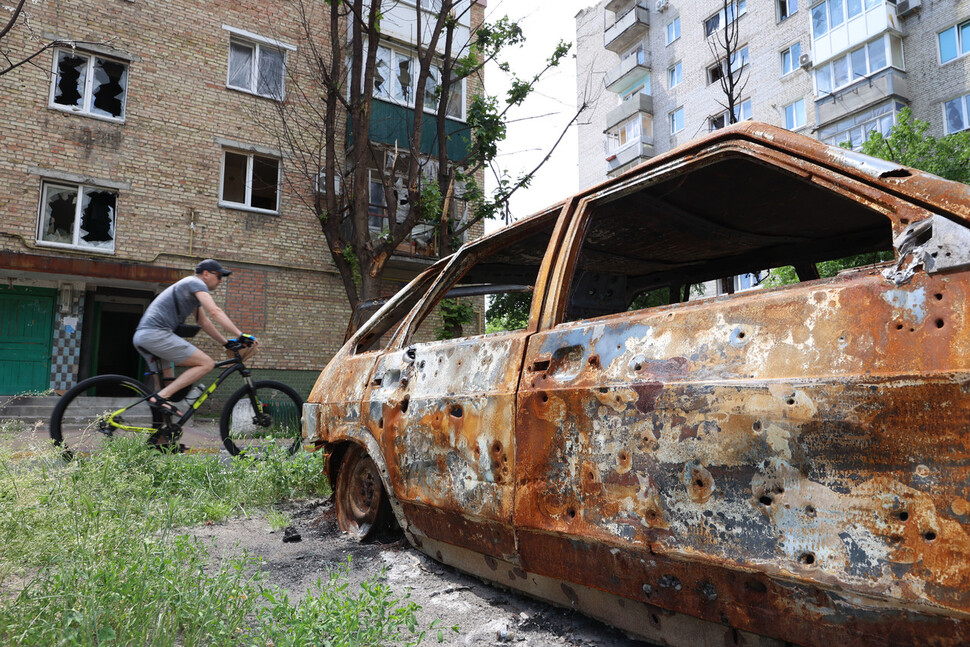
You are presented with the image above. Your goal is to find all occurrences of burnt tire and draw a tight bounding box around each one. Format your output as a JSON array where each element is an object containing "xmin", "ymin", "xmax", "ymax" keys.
[{"xmin": 335, "ymin": 444, "xmax": 392, "ymax": 541}]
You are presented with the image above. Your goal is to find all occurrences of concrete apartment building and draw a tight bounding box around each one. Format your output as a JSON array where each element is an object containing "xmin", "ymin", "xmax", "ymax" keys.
[
  {"xmin": 0, "ymin": 0, "xmax": 483, "ymax": 398},
  {"xmin": 576, "ymin": 0, "xmax": 970, "ymax": 191}
]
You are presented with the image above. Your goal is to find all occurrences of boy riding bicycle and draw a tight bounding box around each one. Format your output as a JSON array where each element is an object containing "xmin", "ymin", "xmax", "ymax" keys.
[{"xmin": 132, "ymin": 259, "xmax": 255, "ymax": 420}]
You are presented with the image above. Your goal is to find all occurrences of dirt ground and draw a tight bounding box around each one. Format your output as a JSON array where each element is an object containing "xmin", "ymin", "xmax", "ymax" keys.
[{"xmin": 189, "ymin": 498, "xmax": 652, "ymax": 646}]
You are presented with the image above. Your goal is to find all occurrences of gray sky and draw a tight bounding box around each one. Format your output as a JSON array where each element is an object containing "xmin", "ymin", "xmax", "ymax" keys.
[{"xmin": 483, "ymin": 0, "xmax": 595, "ymax": 224}]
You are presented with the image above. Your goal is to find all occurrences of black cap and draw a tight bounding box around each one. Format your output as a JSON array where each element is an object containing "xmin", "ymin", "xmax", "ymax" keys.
[{"xmin": 195, "ymin": 259, "xmax": 232, "ymax": 277}]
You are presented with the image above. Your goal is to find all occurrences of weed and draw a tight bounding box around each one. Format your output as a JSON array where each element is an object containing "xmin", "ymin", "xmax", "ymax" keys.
[{"xmin": 266, "ymin": 508, "xmax": 292, "ymax": 531}]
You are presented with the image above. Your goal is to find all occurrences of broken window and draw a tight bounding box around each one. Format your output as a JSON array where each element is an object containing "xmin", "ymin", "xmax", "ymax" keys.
[
  {"xmin": 220, "ymin": 150, "xmax": 280, "ymax": 212},
  {"xmin": 227, "ymin": 37, "xmax": 285, "ymax": 99},
  {"xmin": 393, "ymin": 53, "xmax": 414, "ymax": 104},
  {"xmin": 561, "ymin": 154, "xmax": 893, "ymax": 322},
  {"xmin": 37, "ymin": 181, "xmax": 116, "ymax": 252},
  {"xmin": 51, "ymin": 49, "xmax": 128, "ymax": 120},
  {"xmin": 371, "ymin": 46, "xmax": 465, "ymax": 120}
]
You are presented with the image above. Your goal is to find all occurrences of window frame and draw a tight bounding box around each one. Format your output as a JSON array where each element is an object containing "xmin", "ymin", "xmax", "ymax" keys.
[
  {"xmin": 372, "ymin": 44, "xmax": 466, "ymax": 121},
  {"xmin": 708, "ymin": 45, "xmax": 749, "ymax": 85},
  {"xmin": 709, "ymin": 99, "xmax": 752, "ymax": 131},
  {"xmin": 811, "ymin": 0, "xmax": 884, "ymax": 38},
  {"xmin": 48, "ymin": 48, "xmax": 129, "ymax": 122},
  {"xmin": 778, "ymin": 0, "xmax": 798, "ymax": 21},
  {"xmin": 704, "ymin": 0, "xmax": 747, "ymax": 38},
  {"xmin": 665, "ymin": 17, "xmax": 681, "ymax": 45},
  {"xmin": 785, "ymin": 99, "xmax": 807, "ymax": 130},
  {"xmin": 938, "ymin": 19, "xmax": 970, "ymax": 65},
  {"xmin": 224, "ymin": 28, "xmax": 293, "ymax": 100},
  {"xmin": 670, "ymin": 107, "xmax": 685, "ymax": 135},
  {"xmin": 813, "ymin": 34, "xmax": 899, "ymax": 95},
  {"xmin": 781, "ymin": 42, "xmax": 802, "ymax": 76},
  {"xmin": 667, "ymin": 61, "xmax": 683, "ymax": 89},
  {"xmin": 944, "ymin": 93, "xmax": 970, "ymax": 134},
  {"xmin": 219, "ymin": 149, "xmax": 282, "ymax": 214},
  {"xmin": 36, "ymin": 180, "xmax": 118, "ymax": 253}
]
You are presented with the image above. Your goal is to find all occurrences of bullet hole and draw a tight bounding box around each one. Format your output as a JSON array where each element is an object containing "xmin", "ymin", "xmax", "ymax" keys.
[
  {"xmin": 760, "ymin": 495, "xmax": 773, "ymax": 506},
  {"xmin": 752, "ymin": 420, "xmax": 762, "ymax": 431},
  {"xmin": 936, "ymin": 319, "xmax": 945, "ymax": 328},
  {"xmin": 745, "ymin": 579, "xmax": 767, "ymax": 594},
  {"xmin": 935, "ymin": 293, "xmax": 943, "ymax": 301},
  {"xmin": 618, "ymin": 451, "xmax": 629, "ymax": 463},
  {"xmin": 491, "ymin": 440, "xmax": 502, "ymax": 454},
  {"xmin": 378, "ymin": 417, "xmax": 384, "ymax": 429},
  {"xmin": 450, "ymin": 405, "xmax": 463, "ymax": 418},
  {"xmin": 897, "ymin": 511, "xmax": 909, "ymax": 522},
  {"xmin": 798, "ymin": 552, "xmax": 816, "ymax": 565},
  {"xmin": 587, "ymin": 471, "xmax": 595, "ymax": 481},
  {"xmin": 896, "ymin": 323, "xmax": 904, "ymax": 330},
  {"xmin": 419, "ymin": 360, "xmax": 426, "ymax": 369},
  {"xmin": 634, "ymin": 363, "xmax": 643, "ymax": 372},
  {"xmin": 599, "ymin": 387, "xmax": 609, "ymax": 393},
  {"xmin": 658, "ymin": 574, "xmax": 682, "ymax": 591},
  {"xmin": 910, "ymin": 328, "xmax": 915, "ymax": 332},
  {"xmin": 786, "ymin": 398, "xmax": 796, "ymax": 405},
  {"xmin": 737, "ymin": 331, "xmax": 745, "ymax": 339},
  {"xmin": 900, "ymin": 218, "xmax": 909, "ymax": 225},
  {"xmin": 649, "ymin": 612, "xmax": 661, "ymax": 627},
  {"xmin": 805, "ymin": 505, "xmax": 816, "ymax": 517},
  {"xmin": 474, "ymin": 446, "xmax": 481, "ymax": 457},
  {"xmin": 400, "ymin": 396, "xmax": 409, "ymax": 413},
  {"xmin": 645, "ymin": 509, "xmax": 658, "ymax": 522},
  {"xmin": 566, "ymin": 507, "xmax": 577, "ymax": 519},
  {"xmin": 924, "ymin": 530, "xmax": 937, "ymax": 541},
  {"xmin": 888, "ymin": 534, "xmax": 903, "ymax": 543},
  {"xmin": 503, "ymin": 455, "xmax": 508, "ymax": 463},
  {"xmin": 588, "ymin": 355, "xmax": 600, "ymax": 368},
  {"xmin": 540, "ymin": 392, "xmax": 549, "ymax": 403},
  {"xmin": 495, "ymin": 474, "xmax": 503, "ymax": 483},
  {"xmin": 696, "ymin": 478, "xmax": 705, "ymax": 487}
]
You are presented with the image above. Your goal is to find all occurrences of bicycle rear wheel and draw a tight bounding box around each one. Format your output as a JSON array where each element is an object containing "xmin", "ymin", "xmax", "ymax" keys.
[
  {"xmin": 50, "ymin": 375, "xmax": 162, "ymax": 452},
  {"xmin": 219, "ymin": 380, "xmax": 303, "ymax": 458}
]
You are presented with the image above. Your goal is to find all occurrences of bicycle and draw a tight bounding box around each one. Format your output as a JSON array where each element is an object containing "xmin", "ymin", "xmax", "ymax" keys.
[{"xmin": 49, "ymin": 339, "xmax": 304, "ymax": 458}]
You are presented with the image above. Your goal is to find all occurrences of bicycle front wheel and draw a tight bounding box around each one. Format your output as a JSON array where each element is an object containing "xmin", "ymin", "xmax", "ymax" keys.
[
  {"xmin": 50, "ymin": 375, "xmax": 162, "ymax": 452},
  {"xmin": 219, "ymin": 380, "xmax": 303, "ymax": 457}
]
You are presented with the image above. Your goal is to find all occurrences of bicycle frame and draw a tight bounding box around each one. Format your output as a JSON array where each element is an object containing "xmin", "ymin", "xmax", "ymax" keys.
[{"xmin": 105, "ymin": 354, "xmax": 256, "ymax": 434}]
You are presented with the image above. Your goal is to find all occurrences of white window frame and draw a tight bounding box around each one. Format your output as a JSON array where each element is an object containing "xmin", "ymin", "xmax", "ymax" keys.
[
  {"xmin": 48, "ymin": 48, "xmax": 129, "ymax": 122},
  {"xmin": 813, "ymin": 35, "xmax": 899, "ymax": 96},
  {"xmin": 785, "ymin": 99, "xmax": 806, "ymax": 130},
  {"xmin": 667, "ymin": 61, "xmax": 682, "ymax": 89},
  {"xmin": 36, "ymin": 181, "xmax": 117, "ymax": 253},
  {"xmin": 223, "ymin": 26, "xmax": 294, "ymax": 100},
  {"xmin": 938, "ymin": 19, "xmax": 970, "ymax": 65},
  {"xmin": 778, "ymin": 0, "xmax": 798, "ymax": 21},
  {"xmin": 819, "ymin": 101, "xmax": 896, "ymax": 148},
  {"xmin": 708, "ymin": 46, "xmax": 749, "ymax": 85},
  {"xmin": 811, "ymin": 0, "xmax": 884, "ymax": 39},
  {"xmin": 372, "ymin": 44, "xmax": 466, "ymax": 121},
  {"xmin": 670, "ymin": 107, "xmax": 684, "ymax": 134},
  {"xmin": 944, "ymin": 93, "xmax": 970, "ymax": 134},
  {"xmin": 781, "ymin": 42, "xmax": 802, "ymax": 76},
  {"xmin": 606, "ymin": 113, "xmax": 652, "ymax": 155},
  {"xmin": 665, "ymin": 17, "xmax": 681, "ymax": 45},
  {"xmin": 219, "ymin": 149, "xmax": 282, "ymax": 214},
  {"xmin": 704, "ymin": 0, "xmax": 747, "ymax": 38},
  {"xmin": 709, "ymin": 99, "xmax": 752, "ymax": 131}
]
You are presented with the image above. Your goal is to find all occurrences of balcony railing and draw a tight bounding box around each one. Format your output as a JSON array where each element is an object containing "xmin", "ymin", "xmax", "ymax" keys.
[
  {"xmin": 605, "ymin": 93, "xmax": 653, "ymax": 131},
  {"xmin": 604, "ymin": 2, "xmax": 650, "ymax": 53},
  {"xmin": 604, "ymin": 51, "xmax": 651, "ymax": 93},
  {"xmin": 605, "ymin": 136, "xmax": 654, "ymax": 173}
]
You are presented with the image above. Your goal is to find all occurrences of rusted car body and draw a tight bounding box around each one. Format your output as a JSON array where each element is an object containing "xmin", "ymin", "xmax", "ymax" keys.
[{"xmin": 303, "ymin": 122, "xmax": 970, "ymax": 646}]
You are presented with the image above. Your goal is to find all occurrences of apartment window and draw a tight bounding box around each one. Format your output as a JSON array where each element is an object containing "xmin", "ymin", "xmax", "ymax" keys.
[
  {"xmin": 37, "ymin": 182, "xmax": 116, "ymax": 252},
  {"xmin": 708, "ymin": 46, "xmax": 749, "ymax": 84},
  {"xmin": 670, "ymin": 107, "xmax": 684, "ymax": 134},
  {"xmin": 221, "ymin": 151, "xmax": 280, "ymax": 213},
  {"xmin": 945, "ymin": 93, "xmax": 970, "ymax": 134},
  {"xmin": 819, "ymin": 101, "xmax": 897, "ymax": 148},
  {"xmin": 705, "ymin": 1, "xmax": 746, "ymax": 37},
  {"xmin": 781, "ymin": 42, "xmax": 802, "ymax": 75},
  {"xmin": 607, "ymin": 114, "xmax": 652, "ymax": 155},
  {"xmin": 374, "ymin": 45, "xmax": 464, "ymax": 119},
  {"xmin": 710, "ymin": 99, "xmax": 752, "ymax": 130},
  {"xmin": 50, "ymin": 49, "xmax": 128, "ymax": 120},
  {"xmin": 811, "ymin": 0, "xmax": 883, "ymax": 38},
  {"xmin": 785, "ymin": 99, "xmax": 806, "ymax": 130},
  {"xmin": 814, "ymin": 35, "xmax": 900, "ymax": 95},
  {"xmin": 939, "ymin": 20, "xmax": 970, "ymax": 64},
  {"xmin": 666, "ymin": 17, "xmax": 681, "ymax": 44},
  {"xmin": 227, "ymin": 38, "xmax": 286, "ymax": 99},
  {"xmin": 778, "ymin": 0, "xmax": 798, "ymax": 21},
  {"xmin": 667, "ymin": 61, "xmax": 682, "ymax": 89}
]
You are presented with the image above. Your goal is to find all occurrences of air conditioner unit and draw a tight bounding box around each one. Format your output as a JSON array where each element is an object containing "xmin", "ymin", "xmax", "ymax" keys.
[
  {"xmin": 896, "ymin": 0, "xmax": 920, "ymax": 16},
  {"xmin": 655, "ymin": 0, "xmax": 669, "ymax": 12},
  {"xmin": 799, "ymin": 52, "xmax": 813, "ymax": 69}
]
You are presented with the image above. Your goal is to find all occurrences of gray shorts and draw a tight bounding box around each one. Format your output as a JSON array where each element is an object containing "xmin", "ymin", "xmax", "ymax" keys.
[{"xmin": 132, "ymin": 328, "xmax": 199, "ymax": 365}]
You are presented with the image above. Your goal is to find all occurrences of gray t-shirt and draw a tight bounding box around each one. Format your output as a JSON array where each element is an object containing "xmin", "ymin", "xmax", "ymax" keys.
[{"xmin": 136, "ymin": 276, "xmax": 209, "ymax": 332}]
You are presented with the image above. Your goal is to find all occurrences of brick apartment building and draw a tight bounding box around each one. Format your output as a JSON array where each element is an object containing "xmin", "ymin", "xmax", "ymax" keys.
[
  {"xmin": 576, "ymin": 0, "xmax": 970, "ymax": 190},
  {"xmin": 0, "ymin": 0, "xmax": 484, "ymax": 397}
]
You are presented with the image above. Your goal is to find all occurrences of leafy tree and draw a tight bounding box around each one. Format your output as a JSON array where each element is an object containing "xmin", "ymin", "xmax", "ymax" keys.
[
  {"xmin": 765, "ymin": 108, "xmax": 970, "ymax": 286},
  {"xmin": 484, "ymin": 292, "xmax": 530, "ymax": 333},
  {"xmin": 260, "ymin": 0, "xmax": 580, "ymax": 310}
]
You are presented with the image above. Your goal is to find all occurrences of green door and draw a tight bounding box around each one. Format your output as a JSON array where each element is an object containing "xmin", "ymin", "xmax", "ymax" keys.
[{"xmin": 0, "ymin": 287, "xmax": 55, "ymax": 395}]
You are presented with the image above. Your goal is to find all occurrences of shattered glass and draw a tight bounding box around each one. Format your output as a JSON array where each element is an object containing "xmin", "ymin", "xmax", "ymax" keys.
[
  {"xmin": 40, "ymin": 184, "xmax": 77, "ymax": 245},
  {"xmin": 79, "ymin": 188, "xmax": 115, "ymax": 249},
  {"xmin": 91, "ymin": 57, "xmax": 127, "ymax": 118},
  {"xmin": 393, "ymin": 54, "xmax": 413, "ymax": 103},
  {"xmin": 54, "ymin": 52, "xmax": 87, "ymax": 108},
  {"xmin": 374, "ymin": 47, "xmax": 391, "ymax": 98}
]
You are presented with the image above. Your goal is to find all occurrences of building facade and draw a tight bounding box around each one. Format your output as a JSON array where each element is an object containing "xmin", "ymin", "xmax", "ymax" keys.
[
  {"xmin": 577, "ymin": 0, "xmax": 970, "ymax": 190},
  {"xmin": 0, "ymin": 0, "xmax": 484, "ymax": 398}
]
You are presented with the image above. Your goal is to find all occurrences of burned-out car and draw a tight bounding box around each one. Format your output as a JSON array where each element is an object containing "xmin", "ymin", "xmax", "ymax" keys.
[{"xmin": 303, "ymin": 123, "xmax": 970, "ymax": 646}]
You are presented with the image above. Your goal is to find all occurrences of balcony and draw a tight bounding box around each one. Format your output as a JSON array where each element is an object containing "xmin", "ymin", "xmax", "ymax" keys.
[
  {"xmin": 606, "ymin": 136, "xmax": 654, "ymax": 174},
  {"xmin": 604, "ymin": 2, "xmax": 650, "ymax": 53},
  {"xmin": 605, "ymin": 0, "xmax": 633, "ymax": 12},
  {"xmin": 812, "ymin": 0, "xmax": 898, "ymax": 66},
  {"xmin": 606, "ymin": 93, "xmax": 653, "ymax": 131},
  {"xmin": 604, "ymin": 51, "xmax": 651, "ymax": 93},
  {"xmin": 815, "ymin": 67, "xmax": 909, "ymax": 126}
]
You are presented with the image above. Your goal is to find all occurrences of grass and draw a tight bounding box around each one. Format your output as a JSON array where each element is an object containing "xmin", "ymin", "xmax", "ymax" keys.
[{"xmin": 0, "ymin": 429, "xmax": 431, "ymax": 646}]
